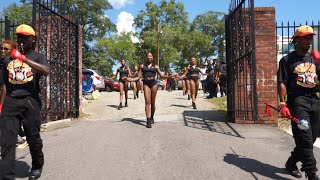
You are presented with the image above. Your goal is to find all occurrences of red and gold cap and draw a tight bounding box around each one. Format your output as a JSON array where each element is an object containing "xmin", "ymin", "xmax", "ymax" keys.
[
  {"xmin": 16, "ymin": 24, "xmax": 35, "ymax": 36},
  {"xmin": 294, "ymin": 25, "xmax": 315, "ymax": 37}
]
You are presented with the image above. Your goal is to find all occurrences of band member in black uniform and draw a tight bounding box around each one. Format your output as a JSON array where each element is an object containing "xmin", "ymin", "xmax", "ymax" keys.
[
  {"xmin": 216, "ymin": 59, "xmax": 227, "ymax": 97},
  {"xmin": 278, "ymin": 25, "xmax": 320, "ymax": 180},
  {"xmin": 0, "ymin": 24, "xmax": 50, "ymax": 180},
  {"xmin": 125, "ymin": 52, "xmax": 170, "ymax": 128},
  {"xmin": 112, "ymin": 59, "xmax": 132, "ymax": 110},
  {"xmin": 132, "ymin": 65, "xmax": 140, "ymax": 99},
  {"xmin": 179, "ymin": 57, "xmax": 206, "ymax": 109}
]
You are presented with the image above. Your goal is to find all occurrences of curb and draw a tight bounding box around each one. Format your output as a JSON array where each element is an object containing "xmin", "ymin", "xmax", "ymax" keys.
[{"xmin": 41, "ymin": 119, "xmax": 72, "ymax": 132}]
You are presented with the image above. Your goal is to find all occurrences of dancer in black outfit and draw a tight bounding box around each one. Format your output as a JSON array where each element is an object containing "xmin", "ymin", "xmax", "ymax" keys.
[
  {"xmin": 179, "ymin": 57, "xmax": 206, "ymax": 109},
  {"xmin": 125, "ymin": 52, "xmax": 171, "ymax": 128},
  {"xmin": 112, "ymin": 59, "xmax": 131, "ymax": 110},
  {"xmin": 182, "ymin": 66, "xmax": 191, "ymax": 100},
  {"xmin": 132, "ymin": 65, "xmax": 140, "ymax": 99}
]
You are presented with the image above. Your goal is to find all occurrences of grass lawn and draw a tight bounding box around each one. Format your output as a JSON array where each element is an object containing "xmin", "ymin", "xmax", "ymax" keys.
[
  {"xmin": 206, "ymin": 96, "xmax": 292, "ymax": 132},
  {"xmin": 207, "ymin": 96, "xmax": 227, "ymax": 111}
]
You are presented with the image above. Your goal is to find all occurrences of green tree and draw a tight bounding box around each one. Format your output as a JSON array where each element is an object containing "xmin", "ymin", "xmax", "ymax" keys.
[
  {"xmin": 190, "ymin": 11, "xmax": 226, "ymax": 59},
  {"xmin": 1, "ymin": 3, "xmax": 32, "ymax": 25},
  {"xmin": 134, "ymin": 0, "xmax": 189, "ymax": 71},
  {"xmin": 96, "ymin": 32, "xmax": 137, "ymax": 72},
  {"xmin": 134, "ymin": 0, "xmax": 188, "ymax": 32},
  {"xmin": 1, "ymin": 0, "xmax": 116, "ymax": 73}
]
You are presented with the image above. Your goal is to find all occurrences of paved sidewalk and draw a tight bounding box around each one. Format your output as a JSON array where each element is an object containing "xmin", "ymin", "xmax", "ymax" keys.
[{"xmin": 14, "ymin": 90, "xmax": 320, "ymax": 180}]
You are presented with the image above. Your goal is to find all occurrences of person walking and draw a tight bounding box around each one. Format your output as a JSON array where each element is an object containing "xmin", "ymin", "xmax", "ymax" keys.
[
  {"xmin": 179, "ymin": 57, "xmax": 206, "ymax": 109},
  {"xmin": 0, "ymin": 40, "xmax": 28, "ymax": 149},
  {"xmin": 0, "ymin": 24, "xmax": 50, "ymax": 180},
  {"xmin": 205, "ymin": 59, "xmax": 217, "ymax": 98},
  {"xmin": 200, "ymin": 61, "xmax": 208, "ymax": 97},
  {"xmin": 112, "ymin": 59, "xmax": 132, "ymax": 110},
  {"xmin": 183, "ymin": 65, "xmax": 191, "ymax": 100},
  {"xmin": 278, "ymin": 25, "xmax": 320, "ymax": 180},
  {"xmin": 131, "ymin": 65, "xmax": 140, "ymax": 99},
  {"xmin": 125, "ymin": 52, "xmax": 170, "ymax": 128},
  {"xmin": 216, "ymin": 59, "xmax": 227, "ymax": 97}
]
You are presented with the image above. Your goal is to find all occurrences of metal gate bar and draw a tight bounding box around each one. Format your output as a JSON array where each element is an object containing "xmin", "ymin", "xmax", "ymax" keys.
[{"xmin": 226, "ymin": 0, "xmax": 257, "ymax": 122}]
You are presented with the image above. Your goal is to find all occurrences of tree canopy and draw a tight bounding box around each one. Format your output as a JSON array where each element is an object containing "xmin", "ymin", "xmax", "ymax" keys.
[{"xmin": 1, "ymin": 0, "xmax": 226, "ymax": 75}]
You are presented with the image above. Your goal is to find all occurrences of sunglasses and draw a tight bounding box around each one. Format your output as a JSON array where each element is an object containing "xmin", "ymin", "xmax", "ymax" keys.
[{"xmin": 1, "ymin": 47, "xmax": 11, "ymax": 51}]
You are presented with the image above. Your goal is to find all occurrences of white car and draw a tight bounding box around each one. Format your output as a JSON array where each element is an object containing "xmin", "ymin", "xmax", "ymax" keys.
[{"xmin": 85, "ymin": 69, "xmax": 104, "ymax": 91}]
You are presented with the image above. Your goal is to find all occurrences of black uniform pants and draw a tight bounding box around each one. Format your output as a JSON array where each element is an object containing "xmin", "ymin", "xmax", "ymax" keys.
[
  {"xmin": 0, "ymin": 95, "xmax": 44, "ymax": 179},
  {"xmin": 287, "ymin": 94, "xmax": 320, "ymax": 173},
  {"xmin": 220, "ymin": 75, "xmax": 227, "ymax": 97},
  {"xmin": 206, "ymin": 76, "xmax": 217, "ymax": 97}
]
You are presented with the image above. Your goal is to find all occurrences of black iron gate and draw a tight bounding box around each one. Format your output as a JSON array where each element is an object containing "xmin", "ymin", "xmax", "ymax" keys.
[
  {"xmin": 0, "ymin": 16, "xmax": 17, "ymax": 42},
  {"xmin": 32, "ymin": 0, "xmax": 80, "ymax": 121},
  {"xmin": 225, "ymin": 0, "xmax": 258, "ymax": 122}
]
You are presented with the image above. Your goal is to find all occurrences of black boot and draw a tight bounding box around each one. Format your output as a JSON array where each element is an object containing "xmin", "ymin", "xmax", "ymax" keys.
[
  {"xmin": 146, "ymin": 118, "xmax": 152, "ymax": 128},
  {"xmin": 118, "ymin": 103, "xmax": 122, "ymax": 110},
  {"xmin": 125, "ymin": 101, "xmax": 128, "ymax": 107},
  {"xmin": 29, "ymin": 168, "xmax": 42, "ymax": 180},
  {"xmin": 137, "ymin": 92, "xmax": 139, "ymax": 98},
  {"xmin": 134, "ymin": 95, "xmax": 136, "ymax": 99},
  {"xmin": 188, "ymin": 95, "xmax": 190, "ymax": 100},
  {"xmin": 306, "ymin": 172, "xmax": 319, "ymax": 180},
  {"xmin": 285, "ymin": 158, "xmax": 302, "ymax": 178},
  {"xmin": 192, "ymin": 102, "xmax": 197, "ymax": 109}
]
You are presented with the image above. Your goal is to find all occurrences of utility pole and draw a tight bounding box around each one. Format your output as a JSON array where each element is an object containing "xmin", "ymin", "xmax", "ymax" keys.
[
  {"xmin": 157, "ymin": 24, "xmax": 162, "ymax": 68},
  {"xmin": 157, "ymin": 24, "xmax": 162, "ymax": 79}
]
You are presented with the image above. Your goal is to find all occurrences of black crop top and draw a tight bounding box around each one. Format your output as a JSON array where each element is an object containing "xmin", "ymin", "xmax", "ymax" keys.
[
  {"xmin": 189, "ymin": 66, "xmax": 199, "ymax": 76},
  {"xmin": 117, "ymin": 67, "xmax": 129, "ymax": 79},
  {"xmin": 142, "ymin": 63, "xmax": 157, "ymax": 79}
]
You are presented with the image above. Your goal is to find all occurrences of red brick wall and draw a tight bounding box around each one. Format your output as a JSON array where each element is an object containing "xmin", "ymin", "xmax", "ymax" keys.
[{"xmin": 254, "ymin": 7, "xmax": 278, "ymax": 124}]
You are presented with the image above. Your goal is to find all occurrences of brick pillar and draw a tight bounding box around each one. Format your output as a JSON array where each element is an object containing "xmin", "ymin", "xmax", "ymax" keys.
[{"xmin": 254, "ymin": 7, "xmax": 278, "ymax": 124}]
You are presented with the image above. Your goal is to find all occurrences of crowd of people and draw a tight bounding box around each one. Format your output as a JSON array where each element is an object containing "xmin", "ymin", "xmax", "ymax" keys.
[{"xmin": 110, "ymin": 53, "xmax": 228, "ymax": 121}]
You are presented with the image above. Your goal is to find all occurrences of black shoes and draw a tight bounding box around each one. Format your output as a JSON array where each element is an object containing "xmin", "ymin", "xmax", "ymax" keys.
[
  {"xmin": 118, "ymin": 103, "xmax": 123, "ymax": 110},
  {"xmin": 150, "ymin": 117, "xmax": 154, "ymax": 124},
  {"xmin": 136, "ymin": 93, "xmax": 139, "ymax": 98},
  {"xmin": 125, "ymin": 101, "xmax": 128, "ymax": 107},
  {"xmin": 188, "ymin": 95, "xmax": 190, "ymax": 100},
  {"xmin": 134, "ymin": 95, "xmax": 136, "ymax": 100},
  {"xmin": 306, "ymin": 172, "xmax": 319, "ymax": 180},
  {"xmin": 146, "ymin": 118, "xmax": 152, "ymax": 128},
  {"xmin": 285, "ymin": 159, "xmax": 302, "ymax": 178},
  {"xmin": 29, "ymin": 168, "xmax": 42, "ymax": 180},
  {"xmin": 192, "ymin": 102, "xmax": 197, "ymax": 109}
]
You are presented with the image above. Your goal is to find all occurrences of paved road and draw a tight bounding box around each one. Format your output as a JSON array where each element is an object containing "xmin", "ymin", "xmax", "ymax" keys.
[{"xmin": 15, "ymin": 90, "xmax": 320, "ymax": 180}]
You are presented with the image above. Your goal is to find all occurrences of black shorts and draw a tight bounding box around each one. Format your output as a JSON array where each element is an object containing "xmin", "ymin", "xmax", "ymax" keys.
[
  {"xmin": 190, "ymin": 76, "xmax": 199, "ymax": 83},
  {"xmin": 119, "ymin": 79, "xmax": 126, "ymax": 84},
  {"xmin": 143, "ymin": 79, "xmax": 157, "ymax": 89}
]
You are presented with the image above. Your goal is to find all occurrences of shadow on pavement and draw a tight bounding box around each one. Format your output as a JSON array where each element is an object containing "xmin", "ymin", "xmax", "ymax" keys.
[
  {"xmin": 224, "ymin": 153, "xmax": 291, "ymax": 180},
  {"xmin": 15, "ymin": 160, "xmax": 30, "ymax": 178},
  {"xmin": 106, "ymin": 105, "xmax": 119, "ymax": 109},
  {"xmin": 170, "ymin": 104, "xmax": 192, "ymax": 108},
  {"xmin": 120, "ymin": 118, "xmax": 146, "ymax": 127},
  {"xmin": 173, "ymin": 97, "xmax": 189, "ymax": 100},
  {"xmin": 182, "ymin": 110, "xmax": 243, "ymax": 138}
]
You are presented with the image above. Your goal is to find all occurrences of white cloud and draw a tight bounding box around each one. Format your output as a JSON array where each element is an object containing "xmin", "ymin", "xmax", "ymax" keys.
[
  {"xmin": 108, "ymin": 0, "xmax": 134, "ymax": 9},
  {"xmin": 116, "ymin": 11, "xmax": 139, "ymax": 43}
]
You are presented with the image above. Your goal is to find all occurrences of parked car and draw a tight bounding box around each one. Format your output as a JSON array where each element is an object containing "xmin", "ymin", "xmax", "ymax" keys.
[
  {"xmin": 83, "ymin": 69, "xmax": 104, "ymax": 91},
  {"xmin": 104, "ymin": 77, "xmax": 120, "ymax": 92},
  {"xmin": 157, "ymin": 79, "xmax": 165, "ymax": 90},
  {"xmin": 177, "ymin": 80, "xmax": 183, "ymax": 90}
]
